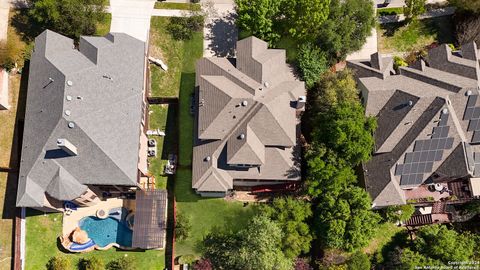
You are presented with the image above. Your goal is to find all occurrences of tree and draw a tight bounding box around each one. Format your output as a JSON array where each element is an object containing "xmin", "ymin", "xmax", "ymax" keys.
[
  {"xmin": 450, "ymin": 0, "xmax": 480, "ymax": 13},
  {"xmin": 404, "ymin": 0, "xmax": 426, "ymax": 20},
  {"xmin": 27, "ymin": 0, "xmax": 107, "ymax": 39},
  {"xmin": 346, "ymin": 252, "xmax": 370, "ymax": 270},
  {"xmin": 193, "ymin": 259, "xmax": 213, "ymax": 270},
  {"xmin": 314, "ymin": 186, "xmax": 380, "ymax": 251},
  {"xmin": 175, "ymin": 212, "xmax": 192, "ymax": 241},
  {"xmin": 316, "ymin": 0, "xmax": 375, "ymax": 61},
  {"xmin": 167, "ymin": 15, "xmax": 204, "ymax": 40},
  {"xmin": 106, "ymin": 257, "xmax": 136, "ymax": 270},
  {"xmin": 283, "ymin": 0, "xmax": 330, "ymax": 40},
  {"xmin": 294, "ymin": 258, "xmax": 313, "ymax": 270},
  {"xmin": 261, "ymin": 197, "xmax": 313, "ymax": 259},
  {"xmin": 414, "ymin": 225, "xmax": 476, "ymax": 264},
  {"xmin": 385, "ymin": 204, "xmax": 415, "ymax": 223},
  {"xmin": 297, "ymin": 43, "xmax": 329, "ymax": 88},
  {"xmin": 397, "ymin": 248, "xmax": 444, "ymax": 270},
  {"xmin": 311, "ymin": 101, "xmax": 376, "ymax": 166},
  {"xmin": 178, "ymin": 254, "xmax": 197, "ymax": 265},
  {"xmin": 46, "ymin": 256, "xmax": 71, "ymax": 270},
  {"xmin": 0, "ymin": 28, "xmax": 27, "ymax": 70},
  {"xmin": 79, "ymin": 257, "xmax": 105, "ymax": 270},
  {"xmin": 235, "ymin": 0, "xmax": 282, "ymax": 44},
  {"xmin": 204, "ymin": 215, "xmax": 293, "ymax": 270}
]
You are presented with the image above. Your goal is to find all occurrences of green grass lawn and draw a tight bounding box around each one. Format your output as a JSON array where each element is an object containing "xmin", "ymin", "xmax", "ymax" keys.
[
  {"xmin": 25, "ymin": 210, "xmax": 165, "ymax": 270},
  {"xmin": 154, "ymin": 2, "xmax": 200, "ymax": 11},
  {"xmin": 149, "ymin": 17, "xmax": 203, "ymax": 99},
  {"xmin": 95, "ymin": 13, "xmax": 112, "ymax": 36},
  {"xmin": 378, "ymin": 15, "xmax": 455, "ymax": 53}
]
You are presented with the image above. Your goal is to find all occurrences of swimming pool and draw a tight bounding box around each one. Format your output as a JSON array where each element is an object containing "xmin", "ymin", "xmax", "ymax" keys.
[{"xmin": 79, "ymin": 214, "xmax": 133, "ymax": 248}]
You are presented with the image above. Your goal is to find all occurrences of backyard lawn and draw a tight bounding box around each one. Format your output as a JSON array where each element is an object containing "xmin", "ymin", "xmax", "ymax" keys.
[
  {"xmin": 377, "ymin": 15, "xmax": 455, "ymax": 53},
  {"xmin": 25, "ymin": 210, "xmax": 165, "ymax": 270}
]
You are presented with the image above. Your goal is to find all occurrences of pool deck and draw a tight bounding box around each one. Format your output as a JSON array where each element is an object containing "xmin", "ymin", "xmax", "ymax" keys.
[{"xmin": 62, "ymin": 198, "xmax": 134, "ymax": 235}]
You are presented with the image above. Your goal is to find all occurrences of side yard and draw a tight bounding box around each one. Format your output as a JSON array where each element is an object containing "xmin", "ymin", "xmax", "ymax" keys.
[
  {"xmin": 377, "ymin": 15, "xmax": 455, "ymax": 53},
  {"xmin": 148, "ymin": 15, "xmax": 259, "ymax": 259}
]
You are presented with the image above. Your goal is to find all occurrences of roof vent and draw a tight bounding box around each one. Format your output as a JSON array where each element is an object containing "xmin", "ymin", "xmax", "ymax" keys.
[
  {"xmin": 241, "ymin": 100, "xmax": 248, "ymax": 107},
  {"xmin": 57, "ymin": 138, "xmax": 78, "ymax": 156},
  {"xmin": 204, "ymin": 156, "xmax": 211, "ymax": 162},
  {"xmin": 264, "ymin": 81, "xmax": 270, "ymax": 88},
  {"xmin": 442, "ymin": 108, "xmax": 449, "ymax": 114},
  {"xmin": 68, "ymin": 122, "xmax": 75, "ymax": 128},
  {"xmin": 238, "ymin": 133, "xmax": 245, "ymax": 140},
  {"xmin": 66, "ymin": 95, "xmax": 72, "ymax": 101},
  {"xmin": 408, "ymin": 100, "xmax": 413, "ymax": 106},
  {"xmin": 64, "ymin": 110, "xmax": 71, "ymax": 116},
  {"xmin": 77, "ymin": 96, "xmax": 83, "ymax": 100},
  {"xmin": 66, "ymin": 80, "xmax": 73, "ymax": 86},
  {"xmin": 467, "ymin": 90, "xmax": 473, "ymax": 96},
  {"xmin": 102, "ymin": 74, "xmax": 113, "ymax": 81},
  {"xmin": 49, "ymin": 77, "xmax": 54, "ymax": 82}
]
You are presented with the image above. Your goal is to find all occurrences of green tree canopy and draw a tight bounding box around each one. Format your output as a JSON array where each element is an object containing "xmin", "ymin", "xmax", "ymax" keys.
[
  {"xmin": 79, "ymin": 257, "xmax": 105, "ymax": 270},
  {"xmin": 283, "ymin": 0, "xmax": 330, "ymax": 40},
  {"xmin": 175, "ymin": 212, "xmax": 192, "ymax": 241},
  {"xmin": 316, "ymin": 0, "xmax": 375, "ymax": 61},
  {"xmin": 203, "ymin": 215, "xmax": 293, "ymax": 270},
  {"xmin": 450, "ymin": 0, "xmax": 480, "ymax": 13},
  {"xmin": 385, "ymin": 204, "xmax": 415, "ymax": 223},
  {"xmin": 404, "ymin": 0, "xmax": 426, "ymax": 20},
  {"xmin": 297, "ymin": 43, "xmax": 329, "ymax": 88},
  {"xmin": 397, "ymin": 248, "xmax": 444, "ymax": 270},
  {"xmin": 315, "ymin": 186, "xmax": 380, "ymax": 251},
  {"xmin": 235, "ymin": 0, "xmax": 282, "ymax": 43},
  {"xmin": 347, "ymin": 252, "xmax": 371, "ymax": 270},
  {"xmin": 261, "ymin": 197, "xmax": 313, "ymax": 259},
  {"xmin": 414, "ymin": 225, "xmax": 476, "ymax": 264},
  {"xmin": 28, "ymin": 0, "xmax": 107, "ymax": 39}
]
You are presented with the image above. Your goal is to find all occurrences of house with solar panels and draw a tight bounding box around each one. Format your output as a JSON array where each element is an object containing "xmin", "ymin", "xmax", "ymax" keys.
[
  {"xmin": 347, "ymin": 42, "xmax": 480, "ymax": 226},
  {"xmin": 192, "ymin": 36, "xmax": 306, "ymax": 197}
]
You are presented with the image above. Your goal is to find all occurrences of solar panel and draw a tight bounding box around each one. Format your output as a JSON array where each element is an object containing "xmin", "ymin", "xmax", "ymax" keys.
[
  {"xmin": 467, "ymin": 95, "xmax": 477, "ymax": 108},
  {"xmin": 464, "ymin": 107, "xmax": 474, "ymax": 120},
  {"xmin": 397, "ymin": 108, "xmax": 455, "ymax": 187}
]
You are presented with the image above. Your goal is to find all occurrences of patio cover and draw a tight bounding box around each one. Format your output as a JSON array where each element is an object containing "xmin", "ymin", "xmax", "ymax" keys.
[{"xmin": 132, "ymin": 189, "xmax": 168, "ymax": 249}]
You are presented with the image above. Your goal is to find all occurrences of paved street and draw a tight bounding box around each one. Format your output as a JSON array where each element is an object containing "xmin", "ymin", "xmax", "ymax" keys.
[{"xmin": 109, "ymin": 0, "xmax": 156, "ymax": 42}]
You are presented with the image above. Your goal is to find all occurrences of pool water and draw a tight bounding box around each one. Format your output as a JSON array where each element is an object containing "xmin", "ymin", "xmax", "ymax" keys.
[{"xmin": 79, "ymin": 216, "xmax": 132, "ymax": 248}]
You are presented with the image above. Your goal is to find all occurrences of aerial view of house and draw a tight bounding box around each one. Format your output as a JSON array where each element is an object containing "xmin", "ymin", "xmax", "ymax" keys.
[
  {"xmin": 348, "ymin": 43, "xmax": 480, "ymax": 225},
  {"xmin": 193, "ymin": 37, "xmax": 305, "ymax": 197},
  {"xmin": 1, "ymin": 0, "xmax": 480, "ymax": 269}
]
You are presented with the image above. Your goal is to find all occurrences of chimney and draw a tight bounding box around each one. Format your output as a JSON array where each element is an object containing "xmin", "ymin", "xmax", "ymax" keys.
[
  {"xmin": 57, "ymin": 139, "xmax": 78, "ymax": 156},
  {"xmin": 297, "ymin": 96, "xmax": 306, "ymax": 109}
]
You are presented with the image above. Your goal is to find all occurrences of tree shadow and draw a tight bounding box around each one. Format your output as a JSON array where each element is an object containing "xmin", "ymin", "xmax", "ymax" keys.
[
  {"xmin": 422, "ymin": 16, "xmax": 455, "ymax": 44},
  {"xmin": 380, "ymin": 21, "xmax": 406, "ymax": 38},
  {"xmin": 10, "ymin": 9, "xmax": 44, "ymax": 43},
  {"xmin": 206, "ymin": 11, "xmax": 238, "ymax": 57}
]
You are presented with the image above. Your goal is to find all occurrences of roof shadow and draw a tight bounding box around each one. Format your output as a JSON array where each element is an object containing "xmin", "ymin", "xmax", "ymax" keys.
[{"xmin": 44, "ymin": 149, "xmax": 70, "ymax": 159}]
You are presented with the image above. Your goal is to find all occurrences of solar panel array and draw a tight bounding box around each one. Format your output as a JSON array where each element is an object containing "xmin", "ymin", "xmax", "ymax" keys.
[
  {"xmin": 463, "ymin": 95, "xmax": 480, "ymax": 143},
  {"xmin": 474, "ymin": 152, "xmax": 480, "ymax": 176},
  {"xmin": 395, "ymin": 112, "xmax": 454, "ymax": 186}
]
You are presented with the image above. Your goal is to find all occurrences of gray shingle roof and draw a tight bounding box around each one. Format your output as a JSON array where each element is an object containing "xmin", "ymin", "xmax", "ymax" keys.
[
  {"xmin": 348, "ymin": 42, "xmax": 480, "ymax": 207},
  {"xmin": 16, "ymin": 30, "xmax": 145, "ymax": 207},
  {"xmin": 192, "ymin": 37, "xmax": 305, "ymax": 193}
]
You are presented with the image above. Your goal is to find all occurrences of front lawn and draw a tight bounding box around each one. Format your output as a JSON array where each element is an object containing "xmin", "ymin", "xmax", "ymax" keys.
[
  {"xmin": 25, "ymin": 210, "xmax": 165, "ymax": 270},
  {"xmin": 377, "ymin": 15, "xmax": 455, "ymax": 53}
]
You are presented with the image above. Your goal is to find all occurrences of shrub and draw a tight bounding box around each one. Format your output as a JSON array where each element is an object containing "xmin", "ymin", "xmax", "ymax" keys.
[
  {"xmin": 294, "ymin": 258, "xmax": 313, "ymax": 270},
  {"xmin": 178, "ymin": 254, "xmax": 196, "ymax": 265},
  {"xmin": 0, "ymin": 28, "xmax": 26, "ymax": 71},
  {"xmin": 175, "ymin": 212, "xmax": 192, "ymax": 241},
  {"xmin": 106, "ymin": 257, "xmax": 136, "ymax": 270},
  {"xmin": 79, "ymin": 257, "xmax": 105, "ymax": 270},
  {"xmin": 297, "ymin": 43, "xmax": 329, "ymax": 88},
  {"xmin": 393, "ymin": 56, "xmax": 408, "ymax": 72},
  {"xmin": 46, "ymin": 256, "xmax": 71, "ymax": 270},
  {"xmin": 346, "ymin": 252, "xmax": 371, "ymax": 270},
  {"xmin": 167, "ymin": 16, "xmax": 204, "ymax": 40}
]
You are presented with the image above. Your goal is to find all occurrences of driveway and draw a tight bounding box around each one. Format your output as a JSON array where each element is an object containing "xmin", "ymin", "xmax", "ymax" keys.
[
  {"xmin": 201, "ymin": 0, "xmax": 237, "ymax": 57},
  {"xmin": 109, "ymin": 0, "xmax": 156, "ymax": 42}
]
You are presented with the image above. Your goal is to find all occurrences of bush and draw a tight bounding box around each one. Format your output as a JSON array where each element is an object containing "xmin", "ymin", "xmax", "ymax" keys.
[
  {"xmin": 393, "ymin": 56, "xmax": 408, "ymax": 72},
  {"xmin": 167, "ymin": 16, "xmax": 204, "ymax": 40},
  {"xmin": 346, "ymin": 252, "xmax": 370, "ymax": 270},
  {"xmin": 453, "ymin": 11, "xmax": 480, "ymax": 45},
  {"xmin": 297, "ymin": 43, "xmax": 329, "ymax": 89},
  {"xmin": 294, "ymin": 258, "xmax": 313, "ymax": 270},
  {"xmin": 79, "ymin": 257, "xmax": 105, "ymax": 270},
  {"xmin": 175, "ymin": 212, "xmax": 192, "ymax": 241},
  {"xmin": 178, "ymin": 254, "xmax": 196, "ymax": 265},
  {"xmin": 0, "ymin": 28, "xmax": 26, "ymax": 71},
  {"xmin": 47, "ymin": 256, "xmax": 71, "ymax": 270},
  {"xmin": 106, "ymin": 257, "xmax": 136, "ymax": 270},
  {"xmin": 385, "ymin": 204, "xmax": 415, "ymax": 223}
]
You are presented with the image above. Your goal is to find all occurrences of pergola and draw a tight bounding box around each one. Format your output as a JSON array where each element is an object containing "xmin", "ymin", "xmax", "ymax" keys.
[{"xmin": 132, "ymin": 189, "xmax": 168, "ymax": 249}]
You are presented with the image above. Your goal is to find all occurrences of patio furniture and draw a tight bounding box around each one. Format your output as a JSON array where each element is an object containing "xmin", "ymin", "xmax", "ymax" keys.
[{"xmin": 146, "ymin": 129, "xmax": 165, "ymax": 136}]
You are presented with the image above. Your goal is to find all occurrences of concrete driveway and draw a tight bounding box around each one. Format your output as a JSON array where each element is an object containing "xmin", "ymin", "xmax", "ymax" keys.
[
  {"xmin": 201, "ymin": 0, "xmax": 237, "ymax": 57},
  {"xmin": 109, "ymin": 0, "xmax": 156, "ymax": 42}
]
